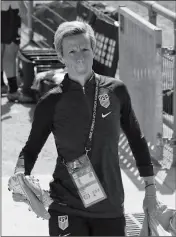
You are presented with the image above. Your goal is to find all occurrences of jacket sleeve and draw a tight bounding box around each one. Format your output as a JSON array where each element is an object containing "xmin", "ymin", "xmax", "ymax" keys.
[
  {"xmin": 116, "ymin": 83, "xmax": 154, "ymax": 177},
  {"xmin": 17, "ymin": 97, "xmax": 54, "ymax": 175}
]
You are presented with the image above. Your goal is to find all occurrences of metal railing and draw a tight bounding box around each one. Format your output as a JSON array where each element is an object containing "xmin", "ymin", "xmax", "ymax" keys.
[
  {"xmin": 20, "ymin": 1, "xmax": 34, "ymax": 49},
  {"xmin": 134, "ymin": 1, "xmax": 176, "ymax": 23}
]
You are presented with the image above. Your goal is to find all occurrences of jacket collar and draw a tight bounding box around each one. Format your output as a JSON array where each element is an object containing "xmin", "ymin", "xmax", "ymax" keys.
[{"xmin": 62, "ymin": 71, "xmax": 97, "ymax": 92}]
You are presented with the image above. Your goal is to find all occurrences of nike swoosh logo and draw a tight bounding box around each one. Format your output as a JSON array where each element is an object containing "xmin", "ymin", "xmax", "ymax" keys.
[
  {"xmin": 59, "ymin": 233, "xmax": 70, "ymax": 236},
  {"xmin": 102, "ymin": 111, "xmax": 112, "ymax": 118}
]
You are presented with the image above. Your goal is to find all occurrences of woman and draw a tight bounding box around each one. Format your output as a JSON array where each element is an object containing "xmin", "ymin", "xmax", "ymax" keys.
[{"xmin": 13, "ymin": 21, "xmax": 159, "ymax": 236}]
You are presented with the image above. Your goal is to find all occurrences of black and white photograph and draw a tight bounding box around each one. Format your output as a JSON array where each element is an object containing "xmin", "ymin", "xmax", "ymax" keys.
[{"xmin": 1, "ymin": 1, "xmax": 176, "ymax": 236}]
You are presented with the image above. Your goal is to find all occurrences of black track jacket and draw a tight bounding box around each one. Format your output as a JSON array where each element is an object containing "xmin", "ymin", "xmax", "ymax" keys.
[{"xmin": 19, "ymin": 72, "xmax": 154, "ymax": 218}]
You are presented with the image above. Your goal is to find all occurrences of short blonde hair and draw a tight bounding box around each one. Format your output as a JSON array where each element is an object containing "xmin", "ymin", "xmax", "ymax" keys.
[{"xmin": 54, "ymin": 21, "xmax": 96, "ymax": 60}]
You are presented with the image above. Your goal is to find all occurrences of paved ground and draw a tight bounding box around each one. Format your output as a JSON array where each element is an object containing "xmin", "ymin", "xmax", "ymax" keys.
[{"xmin": 1, "ymin": 96, "xmax": 176, "ymax": 236}]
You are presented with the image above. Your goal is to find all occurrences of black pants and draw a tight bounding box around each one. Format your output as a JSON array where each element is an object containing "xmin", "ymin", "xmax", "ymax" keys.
[{"xmin": 49, "ymin": 213, "xmax": 126, "ymax": 236}]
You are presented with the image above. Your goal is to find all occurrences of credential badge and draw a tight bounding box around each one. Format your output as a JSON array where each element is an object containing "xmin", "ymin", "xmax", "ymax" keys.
[
  {"xmin": 98, "ymin": 94, "xmax": 110, "ymax": 108},
  {"xmin": 58, "ymin": 215, "xmax": 69, "ymax": 230}
]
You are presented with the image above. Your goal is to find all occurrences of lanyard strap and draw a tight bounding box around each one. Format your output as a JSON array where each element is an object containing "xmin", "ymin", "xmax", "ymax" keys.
[
  {"xmin": 60, "ymin": 74, "xmax": 100, "ymax": 167},
  {"xmin": 85, "ymin": 75, "xmax": 99, "ymax": 153}
]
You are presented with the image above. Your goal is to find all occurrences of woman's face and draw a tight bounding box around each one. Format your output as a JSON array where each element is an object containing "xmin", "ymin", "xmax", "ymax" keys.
[{"xmin": 61, "ymin": 33, "xmax": 94, "ymax": 78}]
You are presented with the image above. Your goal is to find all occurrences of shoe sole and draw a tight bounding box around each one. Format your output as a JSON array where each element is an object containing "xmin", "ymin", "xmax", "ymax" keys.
[{"xmin": 17, "ymin": 174, "xmax": 50, "ymax": 220}]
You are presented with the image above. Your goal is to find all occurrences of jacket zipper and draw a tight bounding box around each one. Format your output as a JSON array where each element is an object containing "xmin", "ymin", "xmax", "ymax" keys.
[{"xmin": 82, "ymin": 85, "xmax": 92, "ymax": 116}]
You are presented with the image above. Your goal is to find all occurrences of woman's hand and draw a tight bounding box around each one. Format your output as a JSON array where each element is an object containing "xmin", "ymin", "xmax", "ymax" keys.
[{"xmin": 143, "ymin": 176, "xmax": 161, "ymax": 215}]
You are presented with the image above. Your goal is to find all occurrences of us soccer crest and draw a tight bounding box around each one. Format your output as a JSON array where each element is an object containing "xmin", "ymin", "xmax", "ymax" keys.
[
  {"xmin": 98, "ymin": 93, "xmax": 110, "ymax": 108},
  {"xmin": 58, "ymin": 215, "xmax": 69, "ymax": 230}
]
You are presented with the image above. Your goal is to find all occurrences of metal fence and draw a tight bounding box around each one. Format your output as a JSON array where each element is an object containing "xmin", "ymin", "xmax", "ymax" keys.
[
  {"xmin": 133, "ymin": 1, "xmax": 176, "ymax": 166},
  {"xmin": 162, "ymin": 48, "xmax": 174, "ymax": 91},
  {"xmin": 162, "ymin": 48, "xmax": 174, "ymax": 134},
  {"xmin": 21, "ymin": 0, "xmax": 176, "ymax": 166},
  {"xmin": 118, "ymin": 6, "xmax": 163, "ymax": 161}
]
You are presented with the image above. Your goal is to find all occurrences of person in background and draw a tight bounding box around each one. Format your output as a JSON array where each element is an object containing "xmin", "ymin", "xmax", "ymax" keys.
[
  {"xmin": 1, "ymin": 1, "xmax": 34, "ymax": 103},
  {"xmin": 13, "ymin": 21, "xmax": 160, "ymax": 236}
]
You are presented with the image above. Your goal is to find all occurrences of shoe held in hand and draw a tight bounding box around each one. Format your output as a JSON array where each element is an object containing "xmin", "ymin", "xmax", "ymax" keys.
[{"xmin": 8, "ymin": 173, "xmax": 53, "ymax": 220}]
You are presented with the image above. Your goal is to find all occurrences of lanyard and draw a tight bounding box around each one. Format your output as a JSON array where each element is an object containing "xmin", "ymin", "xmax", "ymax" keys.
[
  {"xmin": 85, "ymin": 75, "xmax": 99, "ymax": 154},
  {"xmin": 60, "ymin": 74, "xmax": 100, "ymax": 167}
]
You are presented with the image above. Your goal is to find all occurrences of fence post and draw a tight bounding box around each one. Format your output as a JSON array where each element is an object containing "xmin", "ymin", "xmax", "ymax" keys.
[
  {"xmin": 148, "ymin": 7, "xmax": 157, "ymax": 25},
  {"xmin": 173, "ymin": 19, "xmax": 176, "ymax": 166},
  {"xmin": 27, "ymin": 0, "xmax": 34, "ymax": 41}
]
